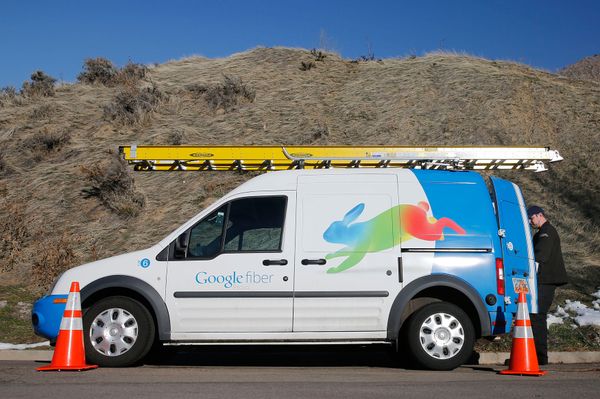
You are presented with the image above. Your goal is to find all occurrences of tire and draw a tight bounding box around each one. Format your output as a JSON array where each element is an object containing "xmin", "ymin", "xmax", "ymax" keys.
[
  {"xmin": 403, "ymin": 302, "xmax": 475, "ymax": 370},
  {"xmin": 83, "ymin": 296, "xmax": 155, "ymax": 367}
]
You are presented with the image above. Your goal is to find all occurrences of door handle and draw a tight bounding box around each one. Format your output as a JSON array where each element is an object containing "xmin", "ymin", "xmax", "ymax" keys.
[
  {"xmin": 301, "ymin": 258, "xmax": 327, "ymax": 265},
  {"xmin": 262, "ymin": 259, "xmax": 288, "ymax": 266}
]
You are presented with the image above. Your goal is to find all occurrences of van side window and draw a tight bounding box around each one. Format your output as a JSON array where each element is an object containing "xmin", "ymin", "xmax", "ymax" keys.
[
  {"xmin": 187, "ymin": 205, "xmax": 227, "ymax": 258},
  {"xmin": 186, "ymin": 196, "xmax": 286, "ymax": 258},
  {"xmin": 223, "ymin": 196, "xmax": 286, "ymax": 252}
]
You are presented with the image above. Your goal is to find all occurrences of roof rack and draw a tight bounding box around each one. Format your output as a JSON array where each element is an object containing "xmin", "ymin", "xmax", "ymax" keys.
[{"xmin": 119, "ymin": 145, "xmax": 563, "ymax": 172}]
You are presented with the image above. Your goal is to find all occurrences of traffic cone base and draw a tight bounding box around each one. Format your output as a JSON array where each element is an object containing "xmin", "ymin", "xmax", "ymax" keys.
[
  {"xmin": 499, "ymin": 291, "xmax": 546, "ymax": 376},
  {"xmin": 37, "ymin": 282, "xmax": 97, "ymax": 372},
  {"xmin": 37, "ymin": 364, "xmax": 98, "ymax": 371},
  {"xmin": 499, "ymin": 369, "xmax": 546, "ymax": 376}
]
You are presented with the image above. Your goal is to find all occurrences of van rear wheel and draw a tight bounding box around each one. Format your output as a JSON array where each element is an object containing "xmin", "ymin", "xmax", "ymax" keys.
[
  {"xmin": 83, "ymin": 296, "xmax": 155, "ymax": 367},
  {"xmin": 404, "ymin": 302, "xmax": 474, "ymax": 370}
]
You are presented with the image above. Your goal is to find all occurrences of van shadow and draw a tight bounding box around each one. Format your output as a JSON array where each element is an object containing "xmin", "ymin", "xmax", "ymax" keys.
[{"xmin": 145, "ymin": 344, "xmax": 405, "ymax": 368}]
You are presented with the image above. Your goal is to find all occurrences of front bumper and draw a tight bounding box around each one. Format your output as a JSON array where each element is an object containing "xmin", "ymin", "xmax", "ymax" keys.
[{"xmin": 31, "ymin": 295, "xmax": 68, "ymax": 342}]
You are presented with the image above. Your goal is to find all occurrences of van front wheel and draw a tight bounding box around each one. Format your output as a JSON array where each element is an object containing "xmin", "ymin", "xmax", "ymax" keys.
[
  {"xmin": 83, "ymin": 296, "xmax": 155, "ymax": 367},
  {"xmin": 404, "ymin": 302, "xmax": 474, "ymax": 370}
]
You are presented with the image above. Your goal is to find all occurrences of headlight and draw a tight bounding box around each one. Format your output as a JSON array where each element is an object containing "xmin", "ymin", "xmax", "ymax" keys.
[{"xmin": 46, "ymin": 272, "xmax": 65, "ymax": 295}]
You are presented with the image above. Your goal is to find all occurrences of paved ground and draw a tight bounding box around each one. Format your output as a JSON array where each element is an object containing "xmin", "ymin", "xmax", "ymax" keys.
[{"xmin": 0, "ymin": 346, "xmax": 599, "ymax": 399}]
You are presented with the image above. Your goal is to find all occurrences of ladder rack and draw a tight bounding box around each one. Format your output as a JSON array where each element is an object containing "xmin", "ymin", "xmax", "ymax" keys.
[{"xmin": 119, "ymin": 145, "xmax": 563, "ymax": 172}]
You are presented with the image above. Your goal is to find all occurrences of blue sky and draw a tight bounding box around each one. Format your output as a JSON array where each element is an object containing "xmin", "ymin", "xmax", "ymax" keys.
[{"xmin": 1, "ymin": 0, "xmax": 599, "ymax": 88}]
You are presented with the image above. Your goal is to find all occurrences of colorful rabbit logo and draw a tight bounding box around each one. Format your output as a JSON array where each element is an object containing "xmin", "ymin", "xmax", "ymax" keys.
[{"xmin": 323, "ymin": 201, "xmax": 465, "ymax": 273}]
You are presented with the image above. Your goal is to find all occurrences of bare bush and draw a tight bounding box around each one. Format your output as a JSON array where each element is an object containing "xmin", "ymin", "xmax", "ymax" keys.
[
  {"xmin": 167, "ymin": 130, "xmax": 185, "ymax": 145},
  {"xmin": 0, "ymin": 86, "xmax": 18, "ymax": 107},
  {"xmin": 187, "ymin": 75, "xmax": 256, "ymax": 113},
  {"xmin": 310, "ymin": 49, "xmax": 327, "ymax": 62},
  {"xmin": 103, "ymin": 85, "xmax": 167, "ymax": 125},
  {"xmin": 31, "ymin": 234, "xmax": 78, "ymax": 289},
  {"xmin": 81, "ymin": 151, "xmax": 145, "ymax": 217},
  {"xmin": 298, "ymin": 123, "xmax": 329, "ymax": 144},
  {"xmin": 299, "ymin": 61, "xmax": 316, "ymax": 71},
  {"xmin": 78, "ymin": 58, "xmax": 147, "ymax": 87},
  {"xmin": 77, "ymin": 58, "xmax": 118, "ymax": 85},
  {"xmin": 185, "ymin": 83, "xmax": 208, "ymax": 99},
  {"xmin": 21, "ymin": 71, "xmax": 57, "ymax": 97},
  {"xmin": 23, "ymin": 128, "xmax": 71, "ymax": 160},
  {"xmin": 310, "ymin": 123, "xmax": 329, "ymax": 142},
  {"xmin": 114, "ymin": 62, "xmax": 147, "ymax": 86}
]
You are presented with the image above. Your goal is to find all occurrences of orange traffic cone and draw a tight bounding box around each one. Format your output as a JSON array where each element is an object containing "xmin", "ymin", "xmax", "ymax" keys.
[
  {"xmin": 37, "ymin": 282, "xmax": 98, "ymax": 371},
  {"xmin": 499, "ymin": 291, "xmax": 546, "ymax": 376}
]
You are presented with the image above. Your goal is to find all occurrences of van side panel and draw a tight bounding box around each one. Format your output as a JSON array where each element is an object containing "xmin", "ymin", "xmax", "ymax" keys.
[
  {"xmin": 410, "ymin": 170, "xmax": 504, "ymax": 334},
  {"xmin": 294, "ymin": 174, "xmax": 401, "ymax": 332}
]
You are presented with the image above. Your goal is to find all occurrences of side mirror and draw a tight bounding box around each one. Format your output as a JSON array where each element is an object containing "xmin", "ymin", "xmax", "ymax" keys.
[{"xmin": 174, "ymin": 231, "xmax": 190, "ymax": 259}]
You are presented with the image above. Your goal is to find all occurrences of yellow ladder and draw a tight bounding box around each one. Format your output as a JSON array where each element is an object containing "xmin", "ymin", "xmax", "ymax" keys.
[{"xmin": 119, "ymin": 145, "xmax": 563, "ymax": 172}]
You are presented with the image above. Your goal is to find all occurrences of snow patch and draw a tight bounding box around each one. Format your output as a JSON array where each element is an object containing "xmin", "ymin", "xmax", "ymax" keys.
[
  {"xmin": 547, "ymin": 294, "xmax": 600, "ymax": 328},
  {"xmin": 562, "ymin": 299, "xmax": 600, "ymax": 327},
  {"xmin": 0, "ymin": 341, "xmax": 50, "ymax": 350},
  {"xmin": 546, "ymin": 314, "xmax": 564, "ymax": 327}
]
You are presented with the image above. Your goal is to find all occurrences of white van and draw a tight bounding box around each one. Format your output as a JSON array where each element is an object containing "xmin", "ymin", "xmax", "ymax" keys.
[{"xmin": 33, "ymin": 168, "xmax": 537, "ymax": 370}]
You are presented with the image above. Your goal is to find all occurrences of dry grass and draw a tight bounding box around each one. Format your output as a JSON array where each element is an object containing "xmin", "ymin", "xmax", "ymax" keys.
[
  {"xmin": 0, "ymin": 47, "xmax": 598, "ymax": 301},
  {"xmin": 0, "ymin": 148, "xmax": 7, "ymax": 175},
  {"xmin": 0, "ymin": 203, "xmax": 29, "ymax": 273}
]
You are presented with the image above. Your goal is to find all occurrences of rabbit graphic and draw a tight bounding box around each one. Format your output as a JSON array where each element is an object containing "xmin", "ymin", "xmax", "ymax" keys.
[{"xmin": 323, "ymin": 201, "xmax": 465, "ymax": 273}]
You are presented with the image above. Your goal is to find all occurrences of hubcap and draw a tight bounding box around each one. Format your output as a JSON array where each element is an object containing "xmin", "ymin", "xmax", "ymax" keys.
[
  {"xmin": 419, "ymin": 312, "xmax": 465, "ymax": 359},
  {"xmin": 89, "ymin": 307, "xmax": 139, "ymax": 357}
]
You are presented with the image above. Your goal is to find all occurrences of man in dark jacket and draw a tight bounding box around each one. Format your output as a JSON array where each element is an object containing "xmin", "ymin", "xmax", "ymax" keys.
[{"xmin": 527, "ymin": 205, "xmax": 568, "ymax": 365}]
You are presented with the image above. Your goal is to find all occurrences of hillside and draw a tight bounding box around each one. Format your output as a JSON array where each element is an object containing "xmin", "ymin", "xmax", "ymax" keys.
[
  {"xmin": 1, "ymin": 47, "xmax": 599, "ymax": 308},
  {"xmin": 559, "ymin": 54, "xmax": 600, "ymax": 82}
]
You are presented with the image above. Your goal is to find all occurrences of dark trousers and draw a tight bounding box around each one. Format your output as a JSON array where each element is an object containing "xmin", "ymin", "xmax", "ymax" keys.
[{"xmin": 530, "ymin": 284, "xmax": 556, "ymax": 363}]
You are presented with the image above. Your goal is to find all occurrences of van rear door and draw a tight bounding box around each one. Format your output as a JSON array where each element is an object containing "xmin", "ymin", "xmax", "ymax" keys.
[{"xmin": 490, "ymin": 176, "xmax": 538, "ymax": 313}]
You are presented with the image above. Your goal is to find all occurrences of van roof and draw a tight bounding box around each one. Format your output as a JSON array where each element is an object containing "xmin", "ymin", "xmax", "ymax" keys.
[{"xmin": 227, "ymin": 168, "xmax": 481, "ymax": 196}]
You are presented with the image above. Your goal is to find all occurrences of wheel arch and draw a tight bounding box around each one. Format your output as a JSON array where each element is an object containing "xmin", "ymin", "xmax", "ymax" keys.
[
  {"xmin": 80, "ymin": 275, "xmax": 171, "ymax": 341},
  {"xmin": 387, "ymin": 274, "xmax": 490, "ymax": 340}
]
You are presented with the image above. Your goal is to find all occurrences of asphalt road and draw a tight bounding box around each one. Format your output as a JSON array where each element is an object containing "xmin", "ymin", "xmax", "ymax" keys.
[{"xmin": 1, "ymin": 346, "xmax": 599, "ymax": 399}]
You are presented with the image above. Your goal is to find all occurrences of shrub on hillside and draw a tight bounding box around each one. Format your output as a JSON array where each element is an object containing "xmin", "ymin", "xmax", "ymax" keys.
[
  {"xmin": 167, "ymin": 130, "xmax": 185, "ymax": 145},
  {"xmin": 81, "ymin": 151, "xmax": 145, "ymax": 218},
  {"xmin": 77, "ymin": 57, "xmax": 118, "ymax": 85},
  {"xmin": 299, "ymin": 61, "xmax": 315, "ymax": 71},
  {"xmin": 23, "ymin": 129, "xmax": 71, "ymax": 161},
  {"xmin": 23, "ymin": 128, "xmax": 71, "ymax": 151},
  {"xmin": 21, "ymin": 71, "xmax": 57, "ymax": 97},
  {"xmin": 0, "ymin": 86, "xmax": 18, "ymax": 107},
  {"xmin": 31, "ymin": 234, "xmax": 78, "ymax": 289},
  {"xmin": 115, "ymin": 61, "xmax": 147, "ymax": 86},
  {"xmin": 78, "ymin": 58, "xmax": 147, "ymax": 87},
  {"xmin": 103, "ymin": 84, "xmax": 166, "ymax": 125},
  {"xmin": 186, "ymin": 75, "xmax": 255, "ymax": 113},
  {"xmin": 310, "ymin": 48, "xmax": 327, "ymax": 62}
]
